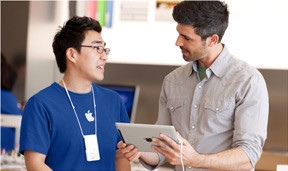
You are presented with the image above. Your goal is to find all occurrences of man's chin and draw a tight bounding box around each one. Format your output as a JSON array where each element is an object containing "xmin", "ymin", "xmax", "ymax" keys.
[
  {"xmin": 95, "ymin": 75, "xmax": 104, "ymax": 82},
  {"xmin": 182, "ymin": 55, "xmax": 192, "ymax": 62}
]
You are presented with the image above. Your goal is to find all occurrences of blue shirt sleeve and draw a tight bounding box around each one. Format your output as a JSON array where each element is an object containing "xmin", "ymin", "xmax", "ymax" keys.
[
  {"xmin": 20, "ymin": 97, "xmax": 51, "ymax": 155},
  {"xmin": 1, "ymin": 89, "xmax": 22, "ymax": 115}
]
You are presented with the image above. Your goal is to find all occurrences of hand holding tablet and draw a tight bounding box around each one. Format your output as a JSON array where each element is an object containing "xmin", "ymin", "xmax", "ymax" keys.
[{"xmin": 115, "ymin": 122, "xmax": 181, "ymax": 152}]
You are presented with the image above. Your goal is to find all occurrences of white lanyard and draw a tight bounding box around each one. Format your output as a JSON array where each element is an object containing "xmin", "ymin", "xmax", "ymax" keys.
[{"xmin": 62, "ymin": 80, "xmax": 97, "ymax": 137}]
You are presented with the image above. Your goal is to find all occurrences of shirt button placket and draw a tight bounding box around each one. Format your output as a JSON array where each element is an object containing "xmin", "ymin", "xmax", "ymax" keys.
[{"xmin": 190, "ymin": 82, "xmax": 203, "ymax": 146}]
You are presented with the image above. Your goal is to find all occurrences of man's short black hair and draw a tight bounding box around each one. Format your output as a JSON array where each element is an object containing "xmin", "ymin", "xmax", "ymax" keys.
[
  {"xmin": 52, "ymin": 16, "xmax": 102, "ymax": 73},
  {"xmin": 173, "ymin": 1, "xmax": 229, "ymax": 42}
]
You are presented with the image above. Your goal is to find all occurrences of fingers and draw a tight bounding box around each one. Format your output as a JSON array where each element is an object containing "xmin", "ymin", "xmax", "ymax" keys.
[
  {"xmin": 159, "ymin": 134, "xmax": 180, "ymax": 148},
  {"xmin": 126, "ymin": 148, "xmax": 141, "ymax": 161},
  {"xmin": 151, "ymin": 133, "xmax": 188, "ymax": 165},
  {"xmin": 151, "ymin": 146, "xmax": 167, "ymax": 160},
  {"xmin": 118, "ymin": 141, "xmax": 134, "ymax": 154},
  {"xmin": 117, "ymin": 141, "xmax": 141, "ymax": 162},
  {"xmin": 117, "ymin": 141, "xmax": 126, "ymax": 149},
  {"xmin": 122, "ymin": 144, "xmax": 135, "ymax": 153},
  {"xmin": 152, "ymin": 137, "xmax": 177, "ymax": 154},
  {"xmin": 151, "ymin": 138, "xmax": 180, "ymax": 165}
]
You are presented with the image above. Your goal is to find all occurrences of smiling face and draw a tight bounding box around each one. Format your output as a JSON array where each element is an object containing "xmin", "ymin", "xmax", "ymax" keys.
[
  {"xmin": 175, "ymin": 24, "xmax": 209, "ymax": 62},
  {"xmin": 73, "ymin": 30, "xmax": 108, "ymax": 82}
]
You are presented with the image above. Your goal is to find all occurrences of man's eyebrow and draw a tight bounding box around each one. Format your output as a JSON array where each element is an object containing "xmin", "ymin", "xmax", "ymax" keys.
[
  {"xmin": 179, "ymin": 33, "xmax": 191, "ymax": 39},
  {"xmin": 91, "ymin": 40, "xmax": 106, "ymax": 46},
  {"xmin": 180, "ymin": 33, "xmax": 189, "ymax": 38},
  {"xmin": 176, "ymin": 27, "xmax": 191, "ymax": 39}
]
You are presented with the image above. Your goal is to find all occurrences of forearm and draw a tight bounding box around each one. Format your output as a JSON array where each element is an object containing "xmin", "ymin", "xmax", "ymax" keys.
[
  {"xmin": 24, "ymin": 150, "xmax": 52, "ymax": 171},
  {"xmin": 195, "ymin": 148, "xmax": 253, "ymax": 171},
  {"xmin": 25, "ymin": 160, "xmax": 52, "ymax": 171},
  {"xmin": 115, "ymin": 149, "xmax": 131, "ymax": 171},
  {"xmin": 139, "ymin": 152, "xmax": 160, "ymax": 166}
]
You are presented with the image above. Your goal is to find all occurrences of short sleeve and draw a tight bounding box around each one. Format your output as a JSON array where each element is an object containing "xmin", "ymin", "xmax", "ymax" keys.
[{"xmin": 19, "ymin": 97, "xmax": 51, "ymax": 155}]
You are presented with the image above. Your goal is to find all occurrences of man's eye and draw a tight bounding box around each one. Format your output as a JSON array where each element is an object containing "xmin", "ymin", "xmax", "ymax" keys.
[{"xmin": 184, "ymin": 36, "xmax": 190, "ymax": 40}]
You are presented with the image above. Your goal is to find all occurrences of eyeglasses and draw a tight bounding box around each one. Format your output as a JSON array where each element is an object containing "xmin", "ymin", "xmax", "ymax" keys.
[{"xmin": 80, "ymin": 45, "xmax": 110, "ymax": 55}]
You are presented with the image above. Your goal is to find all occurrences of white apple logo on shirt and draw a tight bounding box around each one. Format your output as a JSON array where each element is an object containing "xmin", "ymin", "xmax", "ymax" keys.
[{"xmin": 85, "ymin": 110, "xmax": 94, "ymax": 122}]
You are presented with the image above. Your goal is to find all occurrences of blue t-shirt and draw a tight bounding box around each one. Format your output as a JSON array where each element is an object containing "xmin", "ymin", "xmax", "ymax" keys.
[
  {"xmin": 20, "ymin": 83, "xmax": 130, "ymax": 170},
  {"xmin": 1, "ymin": 88, "xmax": 22, "ymax": 151}
]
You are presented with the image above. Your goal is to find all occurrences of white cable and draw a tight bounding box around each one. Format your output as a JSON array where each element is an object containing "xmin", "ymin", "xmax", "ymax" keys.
[{"xmin": 179, "ymin": 139, "xmax": 184, "ymax": 171}]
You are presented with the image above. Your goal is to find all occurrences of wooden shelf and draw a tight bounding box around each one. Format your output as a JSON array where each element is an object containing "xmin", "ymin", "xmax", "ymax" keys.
[{"xmin": 255, "ymin": 151, "xmax": 288, "ymax": 171}]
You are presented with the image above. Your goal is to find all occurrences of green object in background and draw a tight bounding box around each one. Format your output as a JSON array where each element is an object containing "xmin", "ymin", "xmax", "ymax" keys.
[{"xmin": 98, "ymin": 1, "xmax": 107, "ymax": 27}]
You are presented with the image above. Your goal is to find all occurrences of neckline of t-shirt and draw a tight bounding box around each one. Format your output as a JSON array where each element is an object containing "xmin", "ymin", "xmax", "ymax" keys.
[{"xmin": 53, "ymin": 82, "xmax": 94, "ymax": 98}]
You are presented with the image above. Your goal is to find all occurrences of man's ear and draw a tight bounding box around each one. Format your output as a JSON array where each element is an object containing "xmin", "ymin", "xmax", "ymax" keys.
[
  {"xmin": 66, "ymin": 47, "xmax": 77, "ymax": 63},
  {"xmin": 207, "ymin": 34, "xmax": 219, "ymax": 47}
]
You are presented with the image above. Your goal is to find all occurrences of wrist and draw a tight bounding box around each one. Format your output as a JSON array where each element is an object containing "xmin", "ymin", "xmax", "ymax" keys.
[
  {"xmin": 196, "ymin": 153, "xmax": 206, "ymax": 168},
  {"xmin": 188, "ymin": 153, "xmax": 206, "ymax": 168}
]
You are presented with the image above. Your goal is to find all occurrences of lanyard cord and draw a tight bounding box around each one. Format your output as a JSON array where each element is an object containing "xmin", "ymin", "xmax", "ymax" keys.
[{"xmin": 62, "ymin": 80, "xmax": 97, "ymax": 137}]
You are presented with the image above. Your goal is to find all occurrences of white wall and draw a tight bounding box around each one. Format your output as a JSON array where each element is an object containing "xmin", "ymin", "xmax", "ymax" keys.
[
  {"xmin": 223, "ymin": 0, "xmax": 288, "ymax": 70},
  {"xmin": 104, "ymin": 0, "xmax": 288, "ymax": 69},
  {"xmin": 25, "ymin": 1, "xmax": 69, "ymax": 99},
  {"xmin": 26, "ymin": 0, "xmax": 288, "ymax": 99}
]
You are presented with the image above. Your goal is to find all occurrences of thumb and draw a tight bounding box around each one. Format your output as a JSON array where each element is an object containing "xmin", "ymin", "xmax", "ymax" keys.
[{"xmin": 117, "ymin": 141, "xmax": 126, "ymax": 149}]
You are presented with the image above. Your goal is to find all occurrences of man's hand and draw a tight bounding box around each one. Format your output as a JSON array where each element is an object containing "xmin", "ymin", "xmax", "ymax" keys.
[
  {"xmin": 151, "ymin": 132, "xmax": 202, "ymax": 167},
  {"xmin": 117, "ymin": 141, "xmax": 142, "ymax": 162}
]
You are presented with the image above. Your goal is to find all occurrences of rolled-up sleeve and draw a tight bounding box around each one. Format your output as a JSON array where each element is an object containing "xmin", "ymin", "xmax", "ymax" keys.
[{"xmin": 232, "ymin": 72, "xmax": 269, "ymax": 167}]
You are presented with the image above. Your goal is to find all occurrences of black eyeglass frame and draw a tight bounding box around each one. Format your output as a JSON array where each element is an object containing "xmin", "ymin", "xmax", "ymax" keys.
[{"xmin": 80, "ymin": 45, "xmax": 110, "ymax": 55}]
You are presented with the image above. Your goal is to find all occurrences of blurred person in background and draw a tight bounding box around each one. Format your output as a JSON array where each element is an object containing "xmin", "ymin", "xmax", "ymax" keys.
[
  {"xmin": 1, "ymin": 53, "xmax": 23, "ymax": 151},
  {"xmin": 11, "ymin": 53, "xmax": 27, "ymax": 110}
]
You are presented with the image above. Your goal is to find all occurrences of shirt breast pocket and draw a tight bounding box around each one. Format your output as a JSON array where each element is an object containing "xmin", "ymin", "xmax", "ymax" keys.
[
  {"xmin": 166, "ymin": 98, "xmax": 185, "ymax": 132},
  {"xmin": 204, "ymin": 99, "xmax": 234, "ymax": 133}
]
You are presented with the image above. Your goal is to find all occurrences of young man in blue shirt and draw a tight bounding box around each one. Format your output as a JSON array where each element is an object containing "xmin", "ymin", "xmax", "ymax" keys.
[{"xmin": 20, "ymin": 16, "xmax": 130, "ymax": 170}]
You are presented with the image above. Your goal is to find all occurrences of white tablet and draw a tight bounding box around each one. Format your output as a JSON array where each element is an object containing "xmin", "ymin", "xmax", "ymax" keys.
[{"xmin": 115, "ymin": 122, "xmax": 180, "ymax": 152}]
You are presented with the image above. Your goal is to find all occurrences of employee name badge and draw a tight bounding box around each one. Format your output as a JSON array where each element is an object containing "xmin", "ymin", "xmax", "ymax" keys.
[{"xmin": 83, "ymin": 134, "xmax": 100, "ymax": 161}]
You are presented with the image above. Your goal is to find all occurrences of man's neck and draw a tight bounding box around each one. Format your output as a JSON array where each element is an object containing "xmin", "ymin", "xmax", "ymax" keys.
[
  {"xmin": 198, "ymin": 43, "xmax": 224, "ymax": 68},
  {"xmin": 59, "ymin": 74, "xmax": 92, "ymax": 94}
]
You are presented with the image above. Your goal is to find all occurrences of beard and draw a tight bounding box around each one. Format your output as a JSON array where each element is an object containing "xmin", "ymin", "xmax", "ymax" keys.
[{"xmin": 181, "ymin": 42, "xmax": 208, "ymax": 62}]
